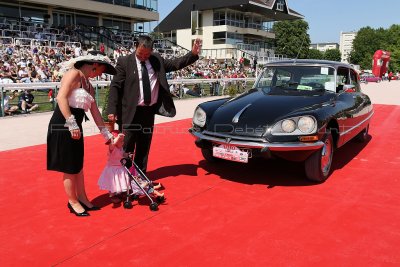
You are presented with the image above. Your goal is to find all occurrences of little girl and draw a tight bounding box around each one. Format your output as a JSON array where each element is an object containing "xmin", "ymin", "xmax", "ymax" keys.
[
  {"xmin": 98, "ymin": 131, "xmax": 164, "ymax": 202},
  {"xmin": 98, "ymin": 131, "xmax": 131, "ymax": 201}
]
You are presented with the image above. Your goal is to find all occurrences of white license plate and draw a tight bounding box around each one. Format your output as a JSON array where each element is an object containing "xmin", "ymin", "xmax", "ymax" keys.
[{"xmin": 213, "ymin": 145, "xmax": 249, "ymax": 163}]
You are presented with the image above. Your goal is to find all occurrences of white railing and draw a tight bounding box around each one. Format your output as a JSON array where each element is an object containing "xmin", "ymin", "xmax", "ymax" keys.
[
  {"xmin": 0, "ymin": 78, "xmax": 256, "ymax": 90},
  {"xmin": 200, "ymin": 49, "xmax": 237, "ymax": 60},
  {"xmin": 0, "ymin": 37, "xmax": 81, "ymax": 52},
  {"xmin": 0, "ymin": 78, "xmax": 257, "ymax": 117},
  {"xmin": 0, "ymin": 36, "xmax": 13, "ymax": 45},
  {"xmin": 237, "ymin": 43, "xmax": 260, "ymax": 52},
  {"xmin": 167, "ymin": 78, "xmax": 256, "ymax": 85}
]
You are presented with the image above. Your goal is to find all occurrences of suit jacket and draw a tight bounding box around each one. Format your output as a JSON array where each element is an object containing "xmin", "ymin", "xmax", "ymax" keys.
[{"xmin": 107, "ymin": 51, "xmax": 199, "ymax": 126}]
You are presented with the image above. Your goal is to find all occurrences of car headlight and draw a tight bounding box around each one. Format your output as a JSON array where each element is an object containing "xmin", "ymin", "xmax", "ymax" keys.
[
  {"xmin": 298, "ymin": 116, "xmax": 315, "ymax": 133},
  {"xmin": 271, "ymin": 116, "xmax": 317, "ymax": 135},
  {"xmin": 281, "ymin": 119, "xmax": 296, "ymax": 133},
  {"xmin": 193, "ymin": 107, "xmax": 206, "ymax": 127}
]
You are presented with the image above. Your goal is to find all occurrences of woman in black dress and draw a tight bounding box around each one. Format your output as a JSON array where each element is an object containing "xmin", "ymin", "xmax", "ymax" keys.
[{"xmin": 47, "ymin": 51, "xmax": 116, "ymax": 216}]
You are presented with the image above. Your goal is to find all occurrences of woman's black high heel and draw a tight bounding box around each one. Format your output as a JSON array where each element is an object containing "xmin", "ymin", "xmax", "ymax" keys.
[
  {"xmin": 79, "ymin": 201, "xmax": 101, "ymax": 211},
  {"xmin": 67, "ymin": 202, "xmax": 90, "ymax": 216}
]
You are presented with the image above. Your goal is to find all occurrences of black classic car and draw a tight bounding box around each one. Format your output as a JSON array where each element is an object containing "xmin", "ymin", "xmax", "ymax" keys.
[{"xmin": 189, "ymin": 60, "xmax": 373, "ymax": 182}]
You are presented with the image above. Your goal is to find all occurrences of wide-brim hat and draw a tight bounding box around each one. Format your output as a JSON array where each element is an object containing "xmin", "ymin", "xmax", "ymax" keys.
[
  {"xmin": 60, "ymin": 51, "xmax": 116, "ymax": 75},
  {"xmin": 73, "ymin": 51, "xmax": 116, "ymax": 75}
]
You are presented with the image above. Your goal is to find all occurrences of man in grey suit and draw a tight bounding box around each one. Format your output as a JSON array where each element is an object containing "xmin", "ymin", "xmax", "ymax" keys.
[{"xmin": 107, "ymin": 35, "xmax": 202, "ymax": 173}]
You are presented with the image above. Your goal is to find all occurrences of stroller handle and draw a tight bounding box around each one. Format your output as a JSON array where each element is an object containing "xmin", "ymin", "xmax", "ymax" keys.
[{"xmin": 120, "ymin": 157, "xmax": 132, "ymax": 168}]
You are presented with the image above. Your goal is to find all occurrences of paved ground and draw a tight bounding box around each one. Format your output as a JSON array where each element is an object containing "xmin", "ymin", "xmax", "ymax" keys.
[
  {"xmin": 0, "ymin": 80, "xmax": 399, "ymax": 151},
  {"xmin": 361, "ymin": 80, "xmax": 400, "ymax": 105}
]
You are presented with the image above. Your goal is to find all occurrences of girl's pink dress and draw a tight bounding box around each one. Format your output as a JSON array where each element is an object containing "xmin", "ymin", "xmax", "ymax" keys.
[{"xmin": 98, "ymin": 147, "xmax": 131, "ymax": 194}]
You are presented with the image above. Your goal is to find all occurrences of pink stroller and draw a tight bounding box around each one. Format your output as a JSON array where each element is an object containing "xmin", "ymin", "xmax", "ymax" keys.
[{"xmin": 120, "ymin": 157, "xmax": 165, "ymax": 211}]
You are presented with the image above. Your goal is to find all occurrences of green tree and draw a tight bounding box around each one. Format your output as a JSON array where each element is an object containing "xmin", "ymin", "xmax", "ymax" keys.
[
  {"xmin": 308, "ymin": 49, "xmax": 324, "ymax": 60},
  {"xmin": 324, "ymin": 49, "xmax": 341, "ymax": 62},
  {"xmin": 386, "ymin": 25, "xmax": 400, "ymax": 72},
  {"xmin": 350, "ymin": 25, "xmax": 400, "ymax": 71},
  {"xmin": 273, "ymin": 20, "xmax": 311, "ymax": 59},
  {"xmin": 349, "ymin": 27, "xmax": 381, "ymax": 69}
]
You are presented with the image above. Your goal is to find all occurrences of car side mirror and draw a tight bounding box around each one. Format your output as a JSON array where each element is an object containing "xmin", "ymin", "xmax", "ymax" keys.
[{"xmin": 343, "ymin": 84, "xmax": 356, "ymax": 93}]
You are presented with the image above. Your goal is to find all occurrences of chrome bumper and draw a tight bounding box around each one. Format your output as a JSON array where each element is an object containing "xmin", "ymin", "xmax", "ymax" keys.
[{"xmin": 189, "ymin": 129, "xmax": 324, "ymax": 152}]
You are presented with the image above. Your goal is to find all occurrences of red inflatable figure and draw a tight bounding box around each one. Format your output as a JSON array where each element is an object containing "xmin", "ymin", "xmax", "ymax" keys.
[{"xmin": 372, "ymin": 50, "xmax": 391, "ymax": 78}]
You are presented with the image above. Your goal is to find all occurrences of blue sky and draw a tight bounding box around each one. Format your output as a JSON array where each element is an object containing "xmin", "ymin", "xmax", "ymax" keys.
[{"xmin": 158, "ymin": 0, "xmax": 400, "ymax": 43}]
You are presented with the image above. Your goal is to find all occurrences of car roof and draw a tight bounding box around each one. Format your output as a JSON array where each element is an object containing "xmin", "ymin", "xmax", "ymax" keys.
[{"xmin": 266, "ymin": 59, "xmax": 354, "ymax": 69}]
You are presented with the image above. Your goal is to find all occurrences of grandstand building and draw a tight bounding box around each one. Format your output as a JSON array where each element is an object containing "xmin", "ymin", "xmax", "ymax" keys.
[
  {"xmin": 155, "ymin": 0, "xmax": 303, "ymax": 63},
  {"xmin": 0, "ymin": 0, "xmax": 157, "ymax": 32},
  {"xmin": 0, "ymin": 0, "xmax": 158, "ymax": 51}
]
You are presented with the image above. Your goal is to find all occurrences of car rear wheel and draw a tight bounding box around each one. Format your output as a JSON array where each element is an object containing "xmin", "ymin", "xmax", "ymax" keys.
[
  {"xmin": 354, "ymin": 124, "xmax": 369, "ymax": 143},
  {"xmin": 304, "ymin": 132, "xmax": 334, "ymax": 182},
  {"xmin": 201, "ymin": 148, "xmax": 220, "ymax": 162}
]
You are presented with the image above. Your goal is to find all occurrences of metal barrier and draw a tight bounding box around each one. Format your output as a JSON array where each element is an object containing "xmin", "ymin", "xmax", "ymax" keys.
[
  {"xmin": 0, "ymin": 83, "xmax": 59, "ymax": 117},
  {"xmin": 0, "ymin": 37, "xmax": 79, "ymax": 51},
  {"xmin": 0, "ymin": 36, "xmax": 13, "ymax": 45}
]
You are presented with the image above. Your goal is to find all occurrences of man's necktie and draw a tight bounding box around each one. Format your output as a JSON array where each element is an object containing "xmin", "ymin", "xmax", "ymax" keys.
[{"xmin": 141, "ymin": 61, "xmax": 151, "ymax": 105}]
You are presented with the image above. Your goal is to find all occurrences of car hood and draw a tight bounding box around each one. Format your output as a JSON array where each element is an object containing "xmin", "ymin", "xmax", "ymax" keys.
[{"xmin": 206, "ymin": 89, "xmax": 334, "ymax": 137}]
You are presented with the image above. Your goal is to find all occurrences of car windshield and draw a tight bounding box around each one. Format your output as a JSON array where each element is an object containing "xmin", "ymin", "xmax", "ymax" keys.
[{"xmin": 255, "ymin": 65, "xmax": 336, "ymax": 93}]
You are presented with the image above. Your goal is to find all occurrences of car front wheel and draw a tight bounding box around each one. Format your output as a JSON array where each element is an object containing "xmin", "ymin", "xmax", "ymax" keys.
[{"xmin": 304, "ymin": 132, "xmax": 334, "ymax": 182}]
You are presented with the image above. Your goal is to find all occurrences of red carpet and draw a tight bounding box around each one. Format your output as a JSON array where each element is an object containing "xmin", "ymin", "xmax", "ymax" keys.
[{"xmin": 1, "ymin": 104, "xmax": 400, "ymax": 266}]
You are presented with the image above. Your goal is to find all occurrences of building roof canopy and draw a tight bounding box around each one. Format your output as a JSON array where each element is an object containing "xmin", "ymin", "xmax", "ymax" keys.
[{"xmin": 155, "ymin": 0, "xmax": 304, "ymax": 32}]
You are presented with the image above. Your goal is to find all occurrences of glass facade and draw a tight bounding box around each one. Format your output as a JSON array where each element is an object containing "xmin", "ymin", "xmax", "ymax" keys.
[
  {"xmin": 103, "ymin": 18, "xmax": 131, "ymax": 31},
  {"xmin": 0, "ymin": 4, "xmax": 20, "ymax": 18},
  {"xmin": 213, "ymin": 9, "xmax": 274, "ymax": 31},
  {"xmin": 92, "ymin": 0, "xmax": 158, "ymax": 11},
  {"xmin": 76, "ymin": 15, "xmax": 98, "ymax": 27},
  {"xmin": 212, "ymin": 9, "xmax": 275, "ymax": 48},
  {"xmin": 53, "ymin": 11, "xmax": 75, "ymax": 26},
  {"xmin": 162, "ymin": 31, "xmax": 176, "ymax": 43},
  {"xmin": 0, "ymin": 4, "xmax": 47, "ymax": 23},
  {"xmin": 20, "ymin": 7, "xmax": 47, "ymax": 22},
  {"xmin": 213, "ymin": 31, "xmax": 244, "ymax": 45}
]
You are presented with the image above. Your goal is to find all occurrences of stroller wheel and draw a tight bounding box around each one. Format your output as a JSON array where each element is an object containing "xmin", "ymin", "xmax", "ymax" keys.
[
  {"xmin": 123, "ymin": 200, "xmax": 133, "ymax": 209},
  {"xmin": 149, "ymin": 202, "xmax": 159, "ymax": 211},
  {"xmin": 156, "ymin": 196, "xmax": 165, "ymax": 203},
  {"xmin": 131, "ymin": 194, "xmax": 139, "ymax": 201}
]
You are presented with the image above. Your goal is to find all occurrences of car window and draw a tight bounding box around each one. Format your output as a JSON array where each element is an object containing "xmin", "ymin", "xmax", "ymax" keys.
[
  {"xmin": 256, "ymin": 65, "xmax": 336, "ymax": 92},
  {"xmin": 274, "ymin": 69, "xmax": 291, "ymax": 86},
  {"xmin": 257, "ymin": 69, "xmax": 292, "ymax": 87},
  {"xmin": 337, "ymin": 67, "xmax": 348, "ymax": 84},
  {"xmin": 349, "ymin": 69, "xmax": 358, "ymax": 87},
  {"xmin": 299, "ymin": 69, "xmax": 335, "ymax": 91},
  {"xmin": 257, "ymin": 69, "xmax": 273, "ymax": 87},
  {"xmin": 336, "ymin": 67, "xmax": 349, "ymax": 92}
]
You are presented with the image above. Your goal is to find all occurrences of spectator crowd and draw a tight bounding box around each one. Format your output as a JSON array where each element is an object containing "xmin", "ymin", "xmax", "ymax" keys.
[
  {"xmin": 1, "ymin": 19, "xmax": 260, "ymax": 117},
  {"xmin": 1, "ymin": 39, "xmax": 257, "ymax": 94},
  {"xmin": 0, "ymin": 42, "xmax": 113, "ymax": 84}
]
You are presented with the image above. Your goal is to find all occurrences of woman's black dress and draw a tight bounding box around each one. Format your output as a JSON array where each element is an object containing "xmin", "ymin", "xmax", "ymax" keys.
[{"xmin": 47, "ymin": 105, "xmax": 86, "ymax": 174}]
